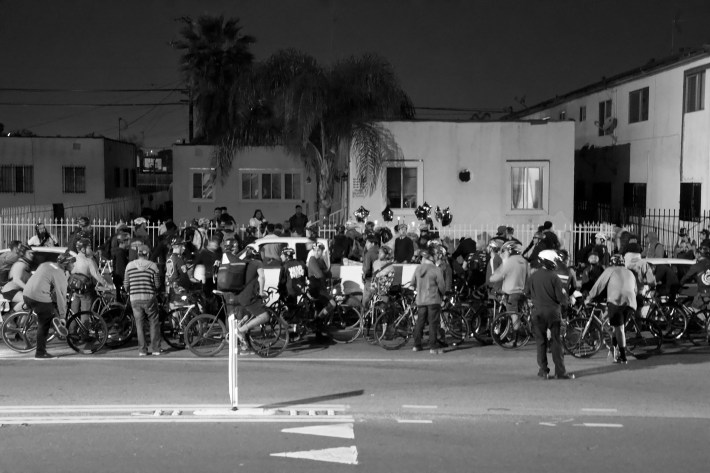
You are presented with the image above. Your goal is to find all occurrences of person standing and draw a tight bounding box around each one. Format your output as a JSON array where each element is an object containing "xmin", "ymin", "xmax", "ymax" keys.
[
  {"xmin": 288, "ymin": 205, "xmax": 309, "ymax": 237},
  {"xmin": 586, "ymin": 254, "xmax": 638, "ymax": 364},
  {"xmin": 1, "ymin": 245, "xmax": 34, "ymax": 313},
  {"xmin": 394, "ymin": 224, "xmax": 415, "ymax": 263},
  {"xmin": 361, "ymin": 235, "xmax": 380, "ymax": 311},
  {"xmin": 23, "ymin": 251, "xmax": 75, "ymax": 359},
  {"xmin": 124, "ymin": 245, "xmax": 162, "ymax": 356},
  {"xmin": 249, "ymin": 209, "xmax": 267, "ymax": 237},
  {"xmin": 525, "ymin": 250, "xmax": 573, "ymax": 379},
  {"xmin": 330, "ymin": 225, "xmax": 353, "ymax": 264},
  {"xmin": 410, "ymin": 248, "xmax": 447, "ymax": 354},
  {"xmin": 0, "ymin": 240, "xmax": 22, "ymax": 286},
  {"xmin": 28, "ymin": 222, "xmax": 58, "ymax": 247},
  {"xmin": 489, "ymin": 241, "xmax": 529, "ymax": 313},
  {"xmin": 70, "ymin": 238, "xmax": 105, "ymax": 313}
]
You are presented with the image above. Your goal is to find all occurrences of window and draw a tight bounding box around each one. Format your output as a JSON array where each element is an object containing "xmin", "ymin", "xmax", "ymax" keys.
[
  {"xmin": 680, "ymin": 182, "xmax": 701, "ymax": 221},
  {"xmin": 623, "ymin": 182, "xmax": 647, "ymax": 208},
  {"xmin": 63, "ymin": 166, "xmax": 86, "ymax": 193},
  {"xmin": 386, "ymin": 167, "xmax": 418, "ymax": 209},
  {"xmin": 629, "ymin": 87, "xmax": 649, "ymax": 123},
  {"xmin": 114, "ymin": 168, "xmax": 121, "ymax": 188},
  {"xmin": 579, "ymin": 106, "xmax": 586, "ymax": 122},
  {"xmin": 559, "ymin": 110, "xmax": 566, "ymax": 120},
  {"xmin": 506, "ymin": 161, "xmax": 549, "ymax": 212},
  {"xmin": 0, "ymin": 165, "xmax": 33, "ymax": 193},
  {"xmin": 240, "ymin": 171, "xmax": 302, "ymax": 201},
  {"xmin": 130, "ymin": 169, "xmax": 137, "ymax": 188},
  {"xmin": 190, "ymin": 168, "xmax": 214, "ymax": 201},
  {"xmin": 685, "ymin": 70, "xmax": 705, "ymax": 113},
  {"xmin": 598, "ymin": 99, "xmax": 613, "ymax": 136},
  {"xmin": 123, "ymin": 169, "xmax": 129, "ymax": 188}
]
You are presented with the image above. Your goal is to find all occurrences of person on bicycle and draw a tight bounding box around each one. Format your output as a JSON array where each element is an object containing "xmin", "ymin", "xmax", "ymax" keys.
[
  {"xmin": 71, "ymin": 238, "xmax": 106, "ymax": 314},
  {"xmin": 235, "ymin": 244, "xmax": 269, "ymax": 350},
  {"xmin": 111, "ymin": 233, "xmax": 131, "ymax": 302},
  {"xmin": 679, "ymin": 245, "xmax": 710, "ymax": 311},
  {"xmin": 0, "ymin": 240, "xmax": 23, "ymax": 286},
  {"xmin": 624, "ymin": 243, "xmax": 657, "ymax": 317},
  {"xmin": 484, "ymin": 239, "xmax": 503, "ymax": 294},
  {"xmin": 23, "ymin": 251, "xmax": 75, "ymax": 359},
  {"xmin": 166, "ymin": 237, "xmax": 196, "ymax": 307},
  {"xmin": 278, "ymin": 246, "xmax": 307, "ymax": 312},
  {"xmin": 1, "ymin": 244, "xmax": 34, "ymax": 313},
  {"xmin": 579, "ymin": 250, "xmax": 605, "ymax": 293},
  {"xmin": 489, "ymin": 241, "xmax": 529, "ymax": 314},
  {"xmin": 525, "ymin": 249, "xmax": 573, "ymax": 379},
  {"xmin": 124, "ymin": 244, "xmax": 162, "ymax": 356},
  {"xmin": 372, "ymin": 245, "xmax": 396, "ymax": 301},
  {"xmin": 361, "ymin": 235, "xmax": 380, "ymax": 312},
  {"xmin": 585, "ymin": 254, "xmax": 638, "ymax": 364},
  {"xmin": 411, "ymin": 247, "xmax": 447, "ymax": 354},
  {"xmin": 307, "ymin": 242, "xmax": 336, "ymax": 319}
]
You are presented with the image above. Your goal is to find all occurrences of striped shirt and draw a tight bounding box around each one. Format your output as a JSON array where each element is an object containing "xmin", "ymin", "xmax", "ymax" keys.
[{"xmin": 124, "ymin": 258, "xmax": 160, "ymax": 302}]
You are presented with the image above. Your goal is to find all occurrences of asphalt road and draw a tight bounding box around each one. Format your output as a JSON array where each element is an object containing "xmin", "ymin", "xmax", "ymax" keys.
[{"xmin": 1, "ymin": 336, "xmax": 709, "ymax": 472}]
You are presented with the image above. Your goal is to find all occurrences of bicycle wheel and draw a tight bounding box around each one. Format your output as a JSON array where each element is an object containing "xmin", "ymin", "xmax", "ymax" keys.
[
  {"xmin": 66, "ymin": 311, "xmax": 108, "ymax": 354},
  {"xmin": 490, "ymin": 311, "xmax": 531, "ymax": 349},
  {"xmin": 1, "ymin": 311, "xmax": 38, "ymax": 353},
  {"xmin": 563, "ymin": 317, "xmax": 603, "ymax": 358},
  {"xmin": 364, "ymin": 301, "xmax": 388, "ymax": 344},
  {"xmin": 441, "ymin": 309, "xmax": 469, "ymax": 346},
  {"xmin": 657, "ymin": 303, "xmax": 687, "ymax": 341},
  {"xmin": 101, "ymin": 303, "xmax": 135, "ymax": 348},
  {"xmin": 685, "ymin": 309, "xmax": 709, "ymax": 346},
  {"xmin": 325, "ymin": 304, "xmax": 362, "ymax": 343},
  {"xmin": 247, "ymin": 309, "xmax": 289, "ymax": 358},
  {"xmin": 184, "ymin": 314, "xmax": 227, "ymax": 357},
  {"xmin": 625, "ymin": 316, "xmax": 661, "ymax": 357},
  {"xmin": 470, "ymin": 304, "xmax": 493, "ymax": 345},
  {"xmin": 374, "ymin": 308, "xmax": 411, "ymax": 350},
  {"xmin": 161, "ymin": 307, "xmax": 194, "ymax": 350}
]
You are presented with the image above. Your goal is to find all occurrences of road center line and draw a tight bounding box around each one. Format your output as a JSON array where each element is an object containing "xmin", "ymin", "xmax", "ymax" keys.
[
  {"xmin": 574, "ymin": 423, "xmax": 623, "ymax": 428},
  {"xmin": 396, "ymin": 419, "xmax": 433, "ymax": 424},
  {"xmin": 402, "ymin": 405, "xmax": 438, "ymax": 409},
  {"xmin": 581, "ymin": 408, "xmax": 618, "ymax": 413}
]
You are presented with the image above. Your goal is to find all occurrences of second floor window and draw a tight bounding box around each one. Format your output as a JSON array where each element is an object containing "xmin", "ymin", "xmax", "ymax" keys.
[
  {"xmin": 598, "ymin": 99, "xmax": 613, "ymax": 136},
  {"xmin": 629, "ymin": 87, "xmax": 649, "ymax": 123},
  {"xmin": 0, "ymin": 165, "xmax": 33, "ymax": 193},
  {"xmin": 685, "ymin": 70, "xmax": 705, "ymax": 113},
  {"xmin": 579, "ymin": 106, "xmax": 586, "ymax": 122},
  {"xmin": 63, "ymin": 166, "xmax": 86, "ymax": 193},
  {"xmin": 191, "ymin": 169, "xmax": 214, "ymax": 201}
]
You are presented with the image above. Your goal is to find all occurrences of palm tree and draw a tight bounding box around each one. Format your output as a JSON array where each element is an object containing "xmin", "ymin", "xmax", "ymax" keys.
[
  {"xmin": 220, "ymin": 49, "xmax": 414, "ymax": 218},
  {"xmin": 173, "ymin": 15, "xmax": 256, "ymax": 144}
]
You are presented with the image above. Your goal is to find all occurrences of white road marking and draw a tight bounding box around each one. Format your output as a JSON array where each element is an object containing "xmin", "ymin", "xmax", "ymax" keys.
[
  {"xmin": 402, "ymin": 405, "xmax": 438, "ymax": 409},
  {"xmin": 581, "ymin": 408, "xmax": 618, "ymax": 413},
  {"xmin": 0, "ymin": 403, "xmax": 349, "ymax": 413},
  {"xmin": 0, "ymin": 416, "xmax": 355, "ymax": 425},
  {"xmin": 281, "ymin": 423, "xmax": 355, "ymax": 439},
  {"xmin": 396, "ymin": 419, "xmax": 433, "ymax": 424},
  {"xmin": 271, "ymin": 446, "xmax": 358, "ymax": 465},
  {"xmin": 574, "ymin": 423, "xmax": 623, "ymax": 428},
  {"xmin": 539, "ymin": 422, "xmax": 557, "ymax": 426}
]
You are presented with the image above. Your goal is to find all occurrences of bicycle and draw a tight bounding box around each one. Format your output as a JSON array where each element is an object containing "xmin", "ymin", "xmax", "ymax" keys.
[
  {"xmin": 183, "ymin": 289, "xmax": 289, "ymax": 358},
  {"xmin": 1, "ymin": 293, "xmax": 108, "ymax": 354},
  {"xmin": 372, "ymin": 286, "xmax": 418, "ymax": 350},
  {"xmin": 490, "ymin": 296, "xmax": 533, "ymax": 350}
]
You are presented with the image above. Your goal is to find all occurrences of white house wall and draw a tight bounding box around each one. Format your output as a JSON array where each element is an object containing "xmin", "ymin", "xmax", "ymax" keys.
[
  {"xmin": 522, "ymin": 55, "xmax": 710, "ymax": 210},
  {"xmin": 348, "ymin": 121, "xmax": 574, "ymax": 229},
  {"xmin": 172, "ymin": 145, "xmax": 317, "ymax": 226}
]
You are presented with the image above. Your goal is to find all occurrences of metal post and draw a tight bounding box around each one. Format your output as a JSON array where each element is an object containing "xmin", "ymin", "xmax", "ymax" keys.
[{"xmin": 228, "ymin": 314, "xmax": 238, "ymax": 409}]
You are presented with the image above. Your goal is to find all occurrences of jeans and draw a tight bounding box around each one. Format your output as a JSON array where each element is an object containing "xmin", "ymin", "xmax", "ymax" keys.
[
  {"xmin": 413, "ymin": 304, "xmax": 442, "ymax": 349},
  {"xmin": 71, "ymin": 291, "xmax": 95, "ymax": 313},
  {"xmin": 23, "ymin": 296, "xmax": 56, "ymax": 356},
  {"xmin": 531, "ymin": 307, "xmax": 567, "ymax": 376},
  {"xmin": 132, "ymin": 298, "xmax": 161, "ymax": 354}
]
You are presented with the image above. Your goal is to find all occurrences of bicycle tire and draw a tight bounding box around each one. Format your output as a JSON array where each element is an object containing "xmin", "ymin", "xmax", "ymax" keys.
[
  {"xmin": 161, "ymin": 307, "xmax": 194, "ymax": 350},
  {"xmin": 1, "ymin": 311, "xmax": 38, "ymax": 353},
  {"xmin": 657, "ymin": 303, "xmax": 687, "ymax": 340},
  {"xmin": 684, "ymin": 309, "xmax": 709, "ymax": 346},
  {"xmin": 325, "ymin": 304, "xmax": 362, "ymax": 343},
  {"xmin": 374, "ymin": 308, "xmax": 412, "ymax": 350},
  {"xmin": 563, "ymin": 317, "xmax": 603, "ymax": 358},
  {"xmin": 625, "ymin": 316, "xmax": 661, "ymax": 357},
  {"xmin": 441, "ymin": 309, "xmax": 469, "ymax": 346},
  {"xmin": 184, "ymin": 314, "xmax": 227, "ymax": 357},
  {"xmin": 470, "ymin": 304, "xmax": 493, "ymax": 345},
  {"xmin": 247, "ymin": 309, "xmax": 289, "ymax": 358},
  {"xmin": 66, "ymin": 311, "xmax": 108, "ymax": 354},
  {"xmin": 490, "ymin": 311, "xmax": 531, "ymax": 349},
  {"xmin": 363, "ymin": 301, "xmax": 388, "ymax": 344},
  {"xmin": 101, "ymin": 303, "xmax": 135, "ymax": 348}
]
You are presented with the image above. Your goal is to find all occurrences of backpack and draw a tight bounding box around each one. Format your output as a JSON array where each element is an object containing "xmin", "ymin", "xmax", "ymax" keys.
[
  {"xmin": 348, "ymin": 238, "xmax": 364, "ymax": 261},
  {"xmin": 68, "ymin": 273, "xmax": 94, "ymax": 294},
  {"xmin": 216, "ymin": 260, "xmax": 249, "ymax": 292}
]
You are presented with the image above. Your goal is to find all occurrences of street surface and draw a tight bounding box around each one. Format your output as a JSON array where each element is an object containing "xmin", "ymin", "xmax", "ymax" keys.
[{"xmin": 1, "ymin": 336, "xmax": 709, "ymax": 472}]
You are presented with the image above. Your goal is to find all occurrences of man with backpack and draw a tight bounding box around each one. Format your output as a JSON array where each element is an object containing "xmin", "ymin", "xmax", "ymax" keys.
[{"xmin": 234, "ymin": 244, "xmax": 268, "ymax": 354}]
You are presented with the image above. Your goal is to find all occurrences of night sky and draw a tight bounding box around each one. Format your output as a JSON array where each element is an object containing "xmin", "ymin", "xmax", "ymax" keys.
[{"xmin": 1, "ymin": 0, "xmax": 709, "ymax": 149}]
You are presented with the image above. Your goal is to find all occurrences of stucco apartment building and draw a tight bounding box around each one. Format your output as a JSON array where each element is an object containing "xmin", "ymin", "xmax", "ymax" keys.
[
  {"xmin": 172, "ymin": 120, "xmax": 574, "ymax": 230},
  {"xmin": 510, "ymin": 46, "xmax": 710, "ymax": 221},
  {"xmin": 0, "ymin": 137, "xmax": 138, "ymax": 218}
]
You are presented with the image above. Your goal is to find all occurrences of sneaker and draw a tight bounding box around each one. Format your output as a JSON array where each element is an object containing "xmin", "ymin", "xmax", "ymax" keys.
[
  {"xmin": 152, "ymin": 350, "xmax": 165, "ymax": 356},
  {"xmin": 412, "ymin": 346, "xmax": 423, "ymax": 352},
  {"xmin": 52, "ymin": 318, "xmax": 69, "ymax": 338},
  {"xmin": 238, "ymin": 347, "xmax": 254, "ymax": 355},
  {"xmin": 613, "ymin": 358, "xmax": 628, "ymax": 364},
  {"xmin": 139, "ymin": 352, "xmax": 149, "ymax": 357},
  {"xmin": 537, "ymin": 370, "xmax": 550, "ymax": 379},
  {"xmin": 429, "ymin": 348, "xmax": 444, "ymax": 355},
  {"xmin": 34, "ymin": 352, "xmax": 56, "ymax": 359},
  {"xmin": 555, "ymin": 373, "xmax": 575, "ymax": 380}
]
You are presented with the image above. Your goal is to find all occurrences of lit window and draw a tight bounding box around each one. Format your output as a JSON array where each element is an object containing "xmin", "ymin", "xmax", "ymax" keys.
[
  {"xmin": 240, "ymin": 171, "xmax": 302, "ymax": 201},
  {"xmin": 386, "ymin": 167, "xmax": 418, "ymax": 209},
  {"xmin": 190, "ymin": 168, "xmax": 214, "ymax": 201},
  {"xmin": 685, "ymin": 70, "xmax": 705, "ymax": 113},
  {"xmin": 63, "ymin": 166, "xmax": 86, "ymax": 193},
  {"xmin": 506, "ymin": 161, "xmax": 549, "ymax": 213}
]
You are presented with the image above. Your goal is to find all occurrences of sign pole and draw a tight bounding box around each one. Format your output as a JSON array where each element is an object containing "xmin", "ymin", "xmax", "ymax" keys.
[{"xmin": 228, "ymin": 314, "xmax": 238, "ymax": 409}]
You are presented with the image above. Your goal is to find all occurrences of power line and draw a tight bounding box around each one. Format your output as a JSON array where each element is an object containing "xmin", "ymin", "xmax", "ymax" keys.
[
  {"xmin": 0, "ymin": 87, "xmax": 186, "ymax": 93},
  {"xmin": 0, "ymin": 102, "xmax": 185, "ymax": 107}
]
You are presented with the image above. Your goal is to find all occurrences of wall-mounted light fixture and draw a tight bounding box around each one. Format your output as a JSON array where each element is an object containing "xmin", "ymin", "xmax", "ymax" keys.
[{"xmin": 458, "ymin": 169, "xmax": 471, "ymax": 182}]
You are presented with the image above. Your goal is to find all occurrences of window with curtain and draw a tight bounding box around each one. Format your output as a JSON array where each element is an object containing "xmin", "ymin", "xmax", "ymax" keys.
[
  {"xmin": 685, "ymin": 70, "xmax": 705, "ymax": 113},
  {"xmin": 240, "ymin": 171, "xmax": 302, "ymax": 201},
  {"xmin": 507, "ymin": 161, "xmax": 549, "ymax": 212},
  {"xmin": 386, "ymin": 167, "xmax": 418, "ymax": 208},
  {"xmin": 0, "ymin": 165, "xmax": 34, "ymax": 193},
  {"xmin": 261, "ymin": 173, "xmax": 281, "ymax": 199},
  {"xmin": 63, "ymin": 166, "xmax": 86, "ymax": 193},
  {"xmin": 629, "ymin": 87, "xmax": 649, "ymax": 123},
  {"xmin": 190, "ymin": 169, "xmax": 214, "ymax": 200}
]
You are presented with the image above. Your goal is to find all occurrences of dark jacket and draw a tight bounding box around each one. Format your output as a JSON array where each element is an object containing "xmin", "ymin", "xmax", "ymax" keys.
[
  {"xmin": 394, "ymin": 236, "xmax": 415, "ymax": 263},
  {"xmin": 525, "ymin": 268, "xmax": 565, "ymax": 313}
]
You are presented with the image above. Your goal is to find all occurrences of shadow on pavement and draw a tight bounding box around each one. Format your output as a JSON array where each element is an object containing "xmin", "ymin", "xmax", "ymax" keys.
[{"xmin": 258, "ymin": 389, "xmax": 365, "ymax": 409}]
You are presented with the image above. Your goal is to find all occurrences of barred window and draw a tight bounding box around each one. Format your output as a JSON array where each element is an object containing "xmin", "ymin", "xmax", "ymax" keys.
[
  {"xmin": 63, "ymin": 166, "xmax": 86, "ymax": 193},
  {"xmin": 0, "ymin": 165, "xmax": 34, "ymax": 193}
]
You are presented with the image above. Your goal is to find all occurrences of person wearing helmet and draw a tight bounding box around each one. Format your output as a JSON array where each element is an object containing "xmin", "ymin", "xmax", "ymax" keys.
[
  {"xmin": 67, "ymin": 217, "xmax": 92, "ymax": 253},
  {"xmin": 307, "ymin": 242, "xmax": 335, "ymax": 321},
  {"xmin": 110, "ymin": 233, "xmax": 131, "ymax": 301},
  {"xmin": 525, "ymin": 249, "xmax": 573, "ymax": 379},
  {"xmin": 624, "ymin": 243, "xmax": 657, "ymax": 316},
  {"xmin": 410, "ymin": 247, "xmax": 447, "ymax": 354},
  {"xmin": 22, "ymin": 251, "xmax": 75, "ymax": 359},
  {"xmin": 1, "ymin": 245, "xmax": 34, "ymax": 313},
  {"xmin": 484, "ymin": 239, "xmax": 503, "ymax": 293},
  {"xmin": 433, "ymin": 244, "xmax": 453, "ymax": 293},
  {"xmin": 278, "ymin": 246, "xmax": 307, "ymax": 311},
  {"xmin": 234, "ymin": 243, "xmax": 268, "ymax": 350},
  {"xmin": 124, "ymin": 244, "xmax": 162, "ymax": 356},
  {"xmin": 577, "ymin": 232, "xmax": 610, "ymax": 268},
  {"xmin": 580, "ymin": 250, "xmax": 605, "ymax": 293},
  {"xmin": 490, "ymin": 240, "xmax": 529, "ymax": 313},
  {"xmin": 554, "ymin": 249, "xmax": 578, "ymax": 298},
  {"xmin": 28, "ymin": 222, "xmax": 58, "ymax": 247},
  {"xmin": 165, "ymin": 237, "xmax": 195, "ymax": 304},
  {"xmin": 70, "ymin": 237, "xmax": 106, "ymax": 314},
  {"xmin": 586, "ymin": 253, "xmax": 638, "ymax": 364},
  {"xmin": 372, "ymin": 244, "xmax": 396, "ymax": 299},
  {"xmin": 193, "ymin": 236, "xmax": 223, "ymax": 303},
  {"xmin": 679, "ymin": 245, "xmax": 710, "ymax": 311}
]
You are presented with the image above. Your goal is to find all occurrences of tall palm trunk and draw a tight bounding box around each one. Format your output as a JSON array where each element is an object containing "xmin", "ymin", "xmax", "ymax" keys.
[{"xmin": 317, "ymin": 121, "xmax": 333, "ymax": 220}]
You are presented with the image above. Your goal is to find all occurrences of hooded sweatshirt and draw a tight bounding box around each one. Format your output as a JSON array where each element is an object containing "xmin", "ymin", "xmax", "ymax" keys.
[
  {"xmin": 489, "ymin": 254, "xmax": 529, "ymax": 295},
  {"xmin": 124, "ymin": 258, "xmax": 160, "ymax": 303},
  {"xmin": 410, "ymin": 260, "xmax": 446, "ymax": 306},
  {"xmin": 624, "ymin": 252, "xmax": 657, "ymax": 293}
]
